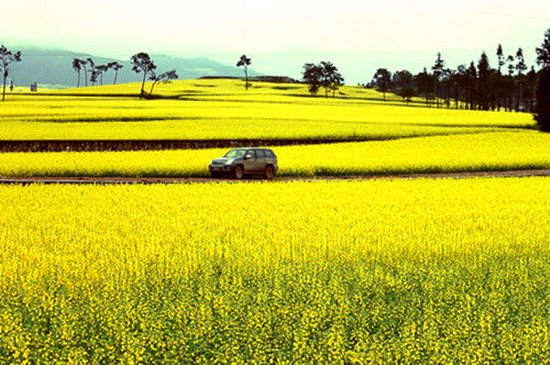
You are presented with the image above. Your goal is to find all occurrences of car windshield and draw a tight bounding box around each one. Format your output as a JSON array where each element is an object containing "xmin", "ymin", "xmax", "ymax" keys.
[{"xmin": 224, "ymin": 150, "xmax": 246, "ymax": 159}]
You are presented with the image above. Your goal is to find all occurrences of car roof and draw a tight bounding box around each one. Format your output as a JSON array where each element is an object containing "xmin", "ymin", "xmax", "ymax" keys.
[{"xmin": 231, "ymin": 147, "xmax": 271, "ymax": 151}]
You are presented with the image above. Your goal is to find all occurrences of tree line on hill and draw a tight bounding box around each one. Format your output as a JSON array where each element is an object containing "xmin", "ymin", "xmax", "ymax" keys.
[
  {"xmin": 366, "ymin": 35, "xmax": 549, "ymax": 117},
  {"xmin": 71, "ymin": 59, "xmax": 124, "ymax": 87},
  {"xmin": 368, "ymin": 49, "xmax": 538, "ymax": 112}
]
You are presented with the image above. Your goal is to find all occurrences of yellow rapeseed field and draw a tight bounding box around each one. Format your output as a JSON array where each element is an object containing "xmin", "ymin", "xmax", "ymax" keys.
[
  {"xmin": 0, "ymin": 79, "xmax": 535, "ymax": 140},
  {"xmin": 0, "ymin": 131, "xmax": 548, "ymax": 177},
  {"xmin": 1, "ymin": 78, "xmax": 548, "ymax": 363},
  {"xmin": 0, "ymin": 177, "xmax": 548, "ymax": 362}
]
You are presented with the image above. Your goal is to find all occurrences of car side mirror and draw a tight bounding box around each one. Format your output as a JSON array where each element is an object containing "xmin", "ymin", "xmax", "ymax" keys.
[{"xmin": 244, "ymin": 155, "xmax": 252, "ymax": 160}]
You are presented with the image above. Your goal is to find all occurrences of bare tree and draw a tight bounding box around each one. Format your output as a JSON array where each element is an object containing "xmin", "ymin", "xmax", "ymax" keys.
[
  {"xmin": 0, "ymin": 45, "xmax": 22, "ymax": 102},
  {"xmin": 149, "ymin": 69, "xmax": 178, "ymax": 96},
  {"xmin": 236, "ymin": 55, "xmax": 252, "ymax": 90},
  {"xmin": 131, "ymin": 52, "xmax": 156, "ymax": 100}
]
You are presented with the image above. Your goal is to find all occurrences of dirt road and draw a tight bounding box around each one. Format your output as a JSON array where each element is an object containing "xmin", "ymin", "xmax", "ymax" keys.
[{"xmin": 0, "ymin": 169, "xmax": 548, "ymax": 185}]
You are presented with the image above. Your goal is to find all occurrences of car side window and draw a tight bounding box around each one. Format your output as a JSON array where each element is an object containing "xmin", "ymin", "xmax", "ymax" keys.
[
  {"xmin": 256, "ymin": 150, "xmax": 266, "ymax": 158},
  {"xmin": 245, "ymin": 150, "xmax": 256, "ymax": 159},
  {"xmin": 265, "ymin": 150, "xmax": 275, "ymax": 158}
]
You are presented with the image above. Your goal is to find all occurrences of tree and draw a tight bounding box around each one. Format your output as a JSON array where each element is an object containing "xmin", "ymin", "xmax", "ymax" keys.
[
  {"xmin": 320, "ymin": 61, "xmax": 335, "ymax": 97},
  {"xmin": 302, "ymin": 63, "xmax": 323, "ymax": 96},
  {"xmin": 319, "ymin": 61, "xmax": 343, "ymax": 97},
  {"xmin": 78, "ymin": 59, "xmax": 89, "ymax": 87},
  {"xmin": 0, "ymin": 45, "xmax": 21, "ymax": 102},
  {"xmin": 149, "ymin": 69, "xmax": 178, "ymax": 96},
  {"xmin": 89, "ymin": 69, "xmax": 99, "ymax": 86},
  {"xmin": 131, "ymin": 52, "xmax": 156, "ymax": 100},
  {"xmin": 536, "ymin": 28, "xmax": 550, "ymax": 69},
  {"xmin": 415, "ymin": 68, "xmax": 435, "ymax": 106},
  {"xmin": 373, "ymin": 68, "xmax": 392, "ymax": 101},
  {"xmin": 393, "ymin": 70, "xmax": 415, "ymax": 105},
  {"xmin": 108, "ymin": 62, "xmax": 123, "ymax": 84},
  {"xmin": 86, "ymin": 58, "xmax": 96, "ymax": 86},
  {"xmin": 467, "ymin": 62, "xmax": 478, "ymax": 110},
  {"xmin": 535, "ymin": 68, "xmax": 550, "ymax": 132},
  {"xmin": 72, "ymin": 58, "xmax": 82, "ymax": 87},
  {"xmin": 477, "ymin": 52, "xmax": 491, "ymax": 111},
  {"xmin": 236, "ymin": 55, "xmax": 251, "ymax": 91},
  {"xmin": 432, "ymin": 53, "xmax": 446, "ymax": 107},
  {"xmin": 515, "ymin": 48, "xmax": 527, "ymax": 111},
  {"xmin": 535, "ymin": 28, "xmax": 550, "ymax": 131},
  {"xmin": 328, "ymin": 71, "xmax": 344, "ymax": 97},
  {"xmin": 497, "ymin": 44, "xmax": 505, "ymax": 74},
  {"xmin": 505, "ymin": 55, "xmax": 515, "ymax": 76},
  {"xmin": 96, "ymin": 64, "xmax": 109, "ymax": 86},
  {"xmin": 526, "ymin": 66, "xmax": 537, "ymax": 113}
]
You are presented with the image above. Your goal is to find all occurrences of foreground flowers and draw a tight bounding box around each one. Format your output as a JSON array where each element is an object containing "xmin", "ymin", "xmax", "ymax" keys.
[{"xmin": 0, "ymin": 177, "xmax": 548, "ymax": 362}]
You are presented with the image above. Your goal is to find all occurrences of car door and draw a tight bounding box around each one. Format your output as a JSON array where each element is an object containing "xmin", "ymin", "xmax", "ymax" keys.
[
  {"xmin": 243, "ymin": 150, "xmax": 257, "ymax": 174},
  {"xmin": 265, "ymin": 149, "xmax": 277, "ymax": 170},
  {"xmin": 255, "ymin": 149, "xmax": 267, "ymax": 172}
]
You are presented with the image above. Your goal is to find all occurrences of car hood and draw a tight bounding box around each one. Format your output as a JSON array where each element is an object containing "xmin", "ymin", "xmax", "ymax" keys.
[{"xmin": 211, "ymin": 158, "xmax": 233, "ymax": 164}]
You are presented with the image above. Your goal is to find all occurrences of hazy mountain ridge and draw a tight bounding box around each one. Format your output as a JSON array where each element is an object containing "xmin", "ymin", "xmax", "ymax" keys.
[{"xmin": 7, "ymin": 47, "xmax": 260, "ymax": 88}]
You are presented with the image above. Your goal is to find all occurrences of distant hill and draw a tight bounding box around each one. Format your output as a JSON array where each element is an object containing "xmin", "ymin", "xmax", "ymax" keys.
[{"xmin": 7, "ymin": 47, "xmax": 260, "ymax": 89}]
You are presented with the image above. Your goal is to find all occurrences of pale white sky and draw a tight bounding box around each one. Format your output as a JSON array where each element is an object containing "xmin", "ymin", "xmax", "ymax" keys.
[{"xmin": 2, "ymin": 0, "xmax": 549, "ymax": 82}]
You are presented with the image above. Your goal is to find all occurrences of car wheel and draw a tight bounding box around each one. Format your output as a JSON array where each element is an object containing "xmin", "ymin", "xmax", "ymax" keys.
[
  {"xmin": 232, "ymin": 165, "xmax": 244, "ymax": 179},
  {"xmin": 264, "ymin": 165, "xmax": 275, "ymax": 179}
]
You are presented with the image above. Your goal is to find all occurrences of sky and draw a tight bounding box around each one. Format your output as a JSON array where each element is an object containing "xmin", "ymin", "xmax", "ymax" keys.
[{"xmin": 2, "ymin": 0, "xmax": 549, "ymax": 83}]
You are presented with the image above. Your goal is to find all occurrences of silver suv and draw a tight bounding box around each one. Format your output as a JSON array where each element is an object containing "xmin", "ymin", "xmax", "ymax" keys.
[{"xmin": 209, "ymin": 148, "xmax": 278, "ymax": 179}]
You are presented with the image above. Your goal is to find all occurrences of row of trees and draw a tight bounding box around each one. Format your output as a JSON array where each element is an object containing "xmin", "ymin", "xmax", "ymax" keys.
[
  {"xmin": 129, "ymin": 53, "xmax": 178, "ymax": 99},
  {"xmin": 302, "ymin": 62, "xmax": 344, "ymax": 97},
  {"xmin": 72, "ymin": 53, "xmax": 178, "ymax": 99},
  {"xmin": 370, "ymin": 43, "xmax": 545, "ymax": 113},
  {"xmin": 71, "ymin": 59, "xmax": 124, "ymax": 87}
]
